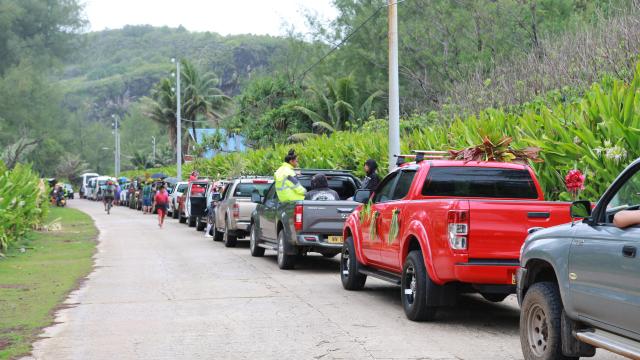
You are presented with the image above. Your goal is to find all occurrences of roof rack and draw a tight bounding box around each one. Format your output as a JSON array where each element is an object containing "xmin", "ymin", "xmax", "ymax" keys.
[{"xmin": 395, "ymin": 150, "xmax": 449, "ymax": 166}]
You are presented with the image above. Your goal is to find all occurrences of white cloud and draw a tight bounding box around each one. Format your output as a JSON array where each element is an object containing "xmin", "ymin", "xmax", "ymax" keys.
[{"xmin": 82, "ymin": 0, "xmax": 338, "ymax": 36}]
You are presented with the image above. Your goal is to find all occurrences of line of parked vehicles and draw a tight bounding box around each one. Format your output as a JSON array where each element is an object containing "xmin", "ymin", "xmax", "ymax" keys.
[{"xmin": 81, "ymin": 152, "xmax": 639, "ymax": 360}]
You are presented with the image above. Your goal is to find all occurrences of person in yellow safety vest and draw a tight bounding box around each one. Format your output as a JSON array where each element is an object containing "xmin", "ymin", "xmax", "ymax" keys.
[{"xmin": 274, "ymin": 149, "xmax": 306, "ymax": 201}]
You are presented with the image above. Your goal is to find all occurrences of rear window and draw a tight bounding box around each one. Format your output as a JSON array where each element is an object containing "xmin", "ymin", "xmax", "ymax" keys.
[
  {"xmin": 234, "ymin": 183, "xmax": 271, "ymax": 197},
  {"xmin": 299, "ymin": 175, "xmax": 358, "ymax": 200},
  {"xmin": 177, "ymin": 184, "xmax": 187, "ymax": 193},
  {"xmin": 422, "ymin": 167, "xmax": 538, "ymax": 199}
]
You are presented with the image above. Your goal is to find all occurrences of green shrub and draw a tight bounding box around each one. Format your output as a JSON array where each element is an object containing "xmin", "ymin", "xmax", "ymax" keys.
[{"xmin": 0, "ymin": 162, "xmax": 49, "ymax": 254}]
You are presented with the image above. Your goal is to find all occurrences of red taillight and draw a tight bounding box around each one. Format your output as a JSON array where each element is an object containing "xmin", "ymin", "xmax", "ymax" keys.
[
  {"xmin": 232, "ymin": 203, "xmax": 240, "ymax": 218},
  {"xmin": 294, "ymin": 204, "xmax": 303, "ymax": 231},
  {"xmin": 447, "ymin": 210, "xmax": 468, "ymax": 251}
]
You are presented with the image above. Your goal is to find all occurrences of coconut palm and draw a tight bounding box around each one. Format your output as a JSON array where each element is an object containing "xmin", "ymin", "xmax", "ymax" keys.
[
  {"xmin": 293, "ymin": 75, "xmax": 383, "ymax": 136},
  {"xmin": 145, "ymin": 59, "xmax": 231, "ymax": 161}
]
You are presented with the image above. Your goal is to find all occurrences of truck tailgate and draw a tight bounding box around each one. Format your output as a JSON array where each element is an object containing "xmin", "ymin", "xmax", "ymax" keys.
[
  {"xmin": 468, "ymin": 201, "xmax": 572, "ymax": 259},
  {"xmin": 301, "ymin": 200, "xmax": 358, "ymax": 235},
  {"xmin": 236, "ymin": 198, "xmax": 256, "ymax": 221}
]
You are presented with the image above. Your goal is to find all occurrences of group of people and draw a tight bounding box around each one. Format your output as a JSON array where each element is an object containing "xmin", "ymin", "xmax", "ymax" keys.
[{"xmin": 274, "ymin": 149, "xmax": 381, "ymax": 202}]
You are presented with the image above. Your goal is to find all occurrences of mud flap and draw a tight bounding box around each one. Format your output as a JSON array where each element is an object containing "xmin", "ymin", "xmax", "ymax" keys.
[{"xmin": 562, "ymin": 310, "xmax": 596, "ymax": 357}]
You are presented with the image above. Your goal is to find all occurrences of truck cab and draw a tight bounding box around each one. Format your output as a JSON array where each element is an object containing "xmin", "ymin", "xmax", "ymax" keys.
[{"xmin": 518, "ymin": 159, "xmax": 640, "ymax": 360}]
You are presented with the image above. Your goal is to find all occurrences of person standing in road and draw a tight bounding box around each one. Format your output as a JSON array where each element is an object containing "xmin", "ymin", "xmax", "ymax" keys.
[
  {"xmin": 305, "ymin": 174, "xmax": 340, "ymax": 201},
  {"xmin": 153, "ymin": 184, "xmax": 169, "ymax": 228},
  {"xmin": 274, "ymin": 149, "xmax": 306, "ymax": 201},
  {"xmin": 204, "ymin": 184, "xmax": 222, "ymax": 238},
  {"xmin": 142, "ymin": 181, "xmax": 153, "ymax": 214},
  {"xmin": 361, "ymin": 159, "xmax": 381, "ymax": 191}
]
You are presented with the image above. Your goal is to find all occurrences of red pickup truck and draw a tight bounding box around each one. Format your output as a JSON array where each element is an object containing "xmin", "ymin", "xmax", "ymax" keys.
[{"xmin": 340, "ymin": 159, "xmax": 573, "ymax": 321}]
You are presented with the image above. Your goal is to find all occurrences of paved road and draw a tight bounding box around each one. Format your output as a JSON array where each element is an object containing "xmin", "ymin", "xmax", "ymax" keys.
[{"xmin": 25, "ymin": 200, "xmax": 623, "ymax": 360}]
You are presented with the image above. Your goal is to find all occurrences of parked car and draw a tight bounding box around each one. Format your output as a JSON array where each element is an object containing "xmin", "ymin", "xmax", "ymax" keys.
[
  {"xmin": 63, "ymin": 184, "xmax": 74, "ymax": 199},
  {"xmin": 518, "ymin": 159, "xmax": 640, "ymax": 360},
  {"xmin": 249, "ymin": 170, "xmax": 361, "ymax": 269},
  {"xmin": 79, "ymin": 172, "xmax": 99, "ymax": 199},
  {"xmin": 168, "ymin": 181, "xmax": 188, "ymax": 219},
  {"xmin": 180, "ymin": 180, "xmax": 209, "ymax": 227},
  {"xmin": 92, "ymin": 176, "xmax": 115, "ymax": 201},
  {"xmin": 213, "ymin": 177, "xmax": 273, "ymax": 247},
  {"xmin": 340, "ymin": 155, "xmax": 573, "ymax": 321}
]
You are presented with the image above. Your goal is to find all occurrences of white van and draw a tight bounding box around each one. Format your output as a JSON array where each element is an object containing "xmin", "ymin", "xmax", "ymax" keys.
[
  {"xmin": 80, "ymin": 172, "xmax": 99, "ymax": 199},
  {"xmin": 92, "ymin": 176, "xmax": 116, "ymax": 201},
  {"xmin": 85, "ymin": 177, "xmax": 98, "ymax": 200}
]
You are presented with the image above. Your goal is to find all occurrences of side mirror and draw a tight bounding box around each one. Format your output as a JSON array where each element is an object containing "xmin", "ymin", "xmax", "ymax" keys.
[
  {"xmin": 211, "ymin": 193, "xmax": 222, "ymax": 202},
  {"xmin": 251, "ymin": 192, "xmax": 262, "ymax": 204},
  {"xmin": 570, "ymin": 200, "xmax": 592, "ymax": 219},
  {"xmin": 353, "ymin": 189, "xmax": 372, "ymax": 204}
]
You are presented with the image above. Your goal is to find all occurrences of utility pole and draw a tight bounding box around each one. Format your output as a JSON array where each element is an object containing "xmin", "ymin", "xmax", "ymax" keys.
[
  {"xmin": 112, "ymin": 114, "xmax": 120, "ymax": 177},
  {"xmin": 172, "ymin": 58, "xmax": 182, "ymax": 180},
  {"xmin": 388, "ymin": 0, "xmax": 400, "ymax": 172},
  {"xmin": 151, "ymin": 136, "xmax": 156, "ymax": 165}
]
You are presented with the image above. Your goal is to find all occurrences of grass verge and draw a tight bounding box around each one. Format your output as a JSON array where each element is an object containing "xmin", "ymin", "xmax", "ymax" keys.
[{"xmin": 0, "ymin": 207, "xmax": 97, "ymax": 360}]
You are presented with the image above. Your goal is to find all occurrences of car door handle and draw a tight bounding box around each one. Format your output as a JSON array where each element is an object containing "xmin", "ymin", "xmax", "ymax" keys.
[{"xmin": 622, "ymin": 245, "xmax": 637, "ymax": 258}]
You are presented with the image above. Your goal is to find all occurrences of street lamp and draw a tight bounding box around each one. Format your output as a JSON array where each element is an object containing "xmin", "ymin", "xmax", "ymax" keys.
[
  {"xmin": 111, "ymin": 114, "xmax": 121, "ymax": 177},
  {"xmin": 171, "ymin": 57, "xmax": 182, "ymax": 181}
]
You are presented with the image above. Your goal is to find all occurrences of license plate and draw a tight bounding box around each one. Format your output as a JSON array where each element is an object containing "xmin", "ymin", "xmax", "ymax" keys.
[{"xmin": 327, "ymin": 236, "xmax": 343, "ymax": 244}]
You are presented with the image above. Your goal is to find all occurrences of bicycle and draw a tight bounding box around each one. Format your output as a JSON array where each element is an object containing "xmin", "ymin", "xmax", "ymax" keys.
[{"xmin": 105, "ymin": 197, "xmax": 113, "ymax": 215}]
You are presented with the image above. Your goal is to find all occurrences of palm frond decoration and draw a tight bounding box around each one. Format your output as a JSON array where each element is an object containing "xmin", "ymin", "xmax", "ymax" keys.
[
  {"xmin": 388, "ymin": 208, "xmax": 400, "ymax": 245},
  {"xmin": 368, "ymin": 211, "xmax": 380, "ymax": 240},
  {"xmin": 359, "ymin": 199, "xmax": 372, "ymax": 223}
]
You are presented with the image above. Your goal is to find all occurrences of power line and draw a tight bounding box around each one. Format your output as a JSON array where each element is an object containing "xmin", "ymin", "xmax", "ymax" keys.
[{"xmin": 223, "ymin": 1, "xmax": 394, "ymax": 122}]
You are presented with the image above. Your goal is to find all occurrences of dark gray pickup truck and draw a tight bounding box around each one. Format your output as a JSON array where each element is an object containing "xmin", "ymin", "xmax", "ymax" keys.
[
  {"xmin": 249, "ymin": 170, "xmax": 361, "ymax": 270},
  {"xmin": 518, "ymin": 159, "xmax": 640, "ymax": 360}
]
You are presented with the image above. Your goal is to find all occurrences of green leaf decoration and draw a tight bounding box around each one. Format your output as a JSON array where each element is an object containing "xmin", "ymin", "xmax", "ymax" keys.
[
  {"xmin": 359, "ymin": 199, "xmax": 372, "ymax": 223},
  {"xmin": 388, "ymin": 208, "xmax": 401, "ymax": 245},
  {"xmin": 368, "ymin": 211, "xmax": 380, "ymax": 240}
]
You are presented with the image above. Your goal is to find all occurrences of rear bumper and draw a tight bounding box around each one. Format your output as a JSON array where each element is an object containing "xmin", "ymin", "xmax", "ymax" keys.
[
  {"xmin": 232, "ymin": 221, "xmax": 251, "ymax": 232},
  {"xmin": 295, "ymin": 234, "xmax": 343, "ymax": 249},
  {"xmin": 454, "ymin": 262, "xmax": 519, "ymax": 287}
]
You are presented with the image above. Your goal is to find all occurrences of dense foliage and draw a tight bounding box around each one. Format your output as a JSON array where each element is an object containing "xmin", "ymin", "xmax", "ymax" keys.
[
  {"xmin": 0, "ymin": 162, "xmax": 49, "ymax": 254},
  {"xmin": 133, "ymin": 63, "xmax": 640, "ymax": 203}
]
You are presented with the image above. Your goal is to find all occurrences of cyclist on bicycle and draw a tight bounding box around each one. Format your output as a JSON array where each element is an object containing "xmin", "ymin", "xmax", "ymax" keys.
[{"xmin": 103, "ymin": 180, "xmax": 116, "ymax": 213}]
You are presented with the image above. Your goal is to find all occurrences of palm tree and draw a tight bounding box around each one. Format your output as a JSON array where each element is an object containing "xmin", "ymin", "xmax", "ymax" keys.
[
  {"xmin": 145, "ymin": 59, "xmax": 231, "ymax": 161},
  {"xmin": 130, "ymin": 150, "xmax": 153, "ymax": 170},
  {"xmin": 293, "ymin": 75, "xmax": 383, "ymax": 137}
]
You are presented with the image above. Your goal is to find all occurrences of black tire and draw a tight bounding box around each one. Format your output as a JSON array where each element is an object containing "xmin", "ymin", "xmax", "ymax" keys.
[
  {"xmin": 196, "ymin": 217, "xmax": 206, "ymax": 231},
  {"xmin": 223, "ymin": 218, "xmax": 238, "ymax": 247},
  {"xmin": 401, "ymin": 251, "xmax": 438, "ymax": 321},
  {"xmin": 172, "ymin": 207, "xmax": 179, "ymax": 219},
  {"xmin": 188, "ymin": 215, "xmax": 196, "ymax": 227},
  {"xmin": 520, "ymin": 282, "xmax": 576, "ymax": 360},
  {"xmin": 481, "ymin": 293, "xmax": 509, "ymax": 303},
  {"xmin": 277, "ymin": 230, "xmax": 296, "ymax": 270},
  {"xmin": 179, "ymin": 212, "xmax": 187, "ymax": 223},
  {"xmin": 249, "ymin": 224, "xmax": 265, "ymax": 257},
  {"xmin": 340, "ymin": 236, "xmax": 367, "ymax": 290}
]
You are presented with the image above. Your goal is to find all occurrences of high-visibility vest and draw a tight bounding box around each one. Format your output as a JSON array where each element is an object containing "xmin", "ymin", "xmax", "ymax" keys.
[{"xmin": 274, "ymin": 162, "xmax": 306, "ymax": 201}]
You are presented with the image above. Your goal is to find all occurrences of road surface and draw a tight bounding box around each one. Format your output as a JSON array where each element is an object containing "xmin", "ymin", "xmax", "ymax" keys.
[{"xmin": 25, "ymin": 200, "xmax": 623, "ymax": 360}]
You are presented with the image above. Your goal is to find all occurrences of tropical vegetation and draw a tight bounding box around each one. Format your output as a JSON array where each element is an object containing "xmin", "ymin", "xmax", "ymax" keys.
[{"xmin": 0, "ymin": 162, "xmax": 49, "ymax": 254}]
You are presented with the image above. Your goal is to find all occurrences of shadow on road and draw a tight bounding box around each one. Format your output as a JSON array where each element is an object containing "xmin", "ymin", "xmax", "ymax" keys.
[
  {"xmin": 353, "ymin": 283, "xmax": 519, "ymax": 331},
  {"xmin": 259, "ymin": 254, "xmax": 341, "ymax": 274}
]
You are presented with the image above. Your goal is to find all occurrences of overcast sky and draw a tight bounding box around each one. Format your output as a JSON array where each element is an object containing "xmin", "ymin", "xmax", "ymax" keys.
[{"xmin": 83, "ymin": 0, "xmax": 338, "ymax": 36}]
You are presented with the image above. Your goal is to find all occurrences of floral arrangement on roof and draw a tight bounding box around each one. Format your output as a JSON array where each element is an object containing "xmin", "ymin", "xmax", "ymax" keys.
[{"xmin": 448, "ymin": 135, "xmax": 543, "ymax": 165}]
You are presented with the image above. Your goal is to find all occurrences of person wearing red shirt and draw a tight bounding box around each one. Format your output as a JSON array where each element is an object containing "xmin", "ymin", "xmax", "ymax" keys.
[{"xmin": 154, "ymin": 184, "xmax": 170, "ymax": 228}]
